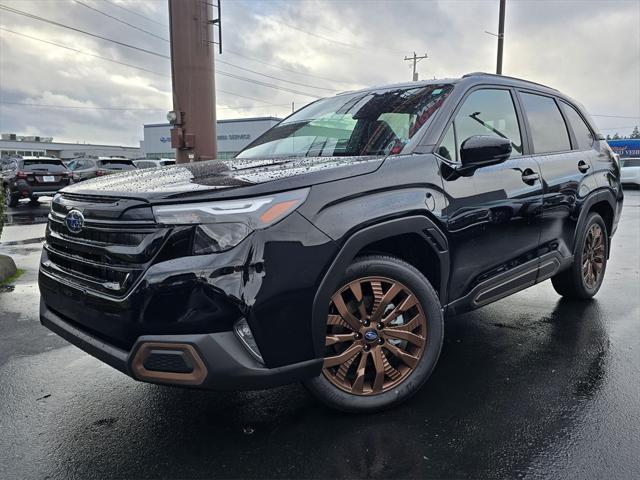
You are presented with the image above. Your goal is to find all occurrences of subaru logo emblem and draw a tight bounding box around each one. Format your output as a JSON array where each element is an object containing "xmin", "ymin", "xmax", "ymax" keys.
[
  {"xmin": 65, "ymin": 209, "xmax": 84, "ymax": 234},
  {"xmin": 364, "ymin": 330, "xmax": 378, "ymax": 342}
]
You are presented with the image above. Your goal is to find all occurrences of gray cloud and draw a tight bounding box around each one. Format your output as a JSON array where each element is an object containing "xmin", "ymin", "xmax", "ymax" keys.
[{"xmin": 0, "ymin": 0, "xmax": 638, "ymax": 146}]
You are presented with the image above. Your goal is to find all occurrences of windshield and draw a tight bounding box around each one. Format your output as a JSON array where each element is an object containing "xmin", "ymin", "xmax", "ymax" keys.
[{"xmin": 237, "ymin": 84, "xmax": 453, "ymax": 159}]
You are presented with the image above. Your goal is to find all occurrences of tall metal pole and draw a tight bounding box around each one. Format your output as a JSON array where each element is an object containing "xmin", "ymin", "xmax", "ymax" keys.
[
  {"xmin": 168, "ymin": 0, "xmax": 217, "ymax": 163},
  {"xmin": 496, "ymin": 0, "xmax": 506, "ymax": 75}
]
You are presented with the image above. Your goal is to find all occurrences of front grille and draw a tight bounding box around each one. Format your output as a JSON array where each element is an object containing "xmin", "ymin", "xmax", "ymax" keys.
[{"xmin": 41, "ymin": 195, "xmax": 170, "ymax": 297}]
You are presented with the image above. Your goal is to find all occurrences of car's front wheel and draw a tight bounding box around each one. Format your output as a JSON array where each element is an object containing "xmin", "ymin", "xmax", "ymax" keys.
[{"xmin": 305, "ymin": 255, "xmax": 444, "ymax": 413}]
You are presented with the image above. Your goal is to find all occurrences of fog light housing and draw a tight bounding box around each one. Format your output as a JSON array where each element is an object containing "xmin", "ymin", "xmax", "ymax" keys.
[{"xmin": 234, "ymin": 318, "xmax": 264, "ymax": 364}]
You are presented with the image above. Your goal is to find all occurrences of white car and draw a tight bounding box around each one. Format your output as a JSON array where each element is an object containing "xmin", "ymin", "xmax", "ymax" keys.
[
  {"xmin": 133, "ymin": 158, "xmax": 176, "ymax": 169},
  {"xmin": 621, "ymin": 158, "xmax": 640, "ymax": 186}
]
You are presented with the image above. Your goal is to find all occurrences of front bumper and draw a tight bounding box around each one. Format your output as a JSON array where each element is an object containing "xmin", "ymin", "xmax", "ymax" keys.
[
  {"xmin": 40, "ymin": 300, "xmax": 322, "ymax": 390},
  {"xmin": 39, "ymin": 209, "xmax": 337, "ymax": 388}
]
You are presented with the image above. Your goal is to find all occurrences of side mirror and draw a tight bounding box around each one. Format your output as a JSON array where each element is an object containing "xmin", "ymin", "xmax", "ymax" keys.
[{"xmin": 460, "ymin": 135, "xmax": 512, "ymax": 170}]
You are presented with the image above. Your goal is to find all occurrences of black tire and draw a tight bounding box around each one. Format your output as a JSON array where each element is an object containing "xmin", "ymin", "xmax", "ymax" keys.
[
  {"xmin": 551, "ymin": 212, "xmax": 608, "ymax": 299},
  {"xmin": 4, "ymin": 185, "xmax": 18, "ymax": 208},
  {"xmin": 304, "ymin": 255, "xmax": 444, "ymax": 413}
]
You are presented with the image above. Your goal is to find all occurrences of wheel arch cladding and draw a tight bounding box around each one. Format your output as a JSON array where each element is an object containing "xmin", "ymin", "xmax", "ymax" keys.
[
  {"xmin": 311, "ymin": 215, "xmax": 450, "ymax": 358},
  {"xmin": 575, "ymin": 189, "xmax": 616, "ymax": 257},
  {"xmin": 589, "ymin": 200, "xmax": 614, "ymax": 237}
]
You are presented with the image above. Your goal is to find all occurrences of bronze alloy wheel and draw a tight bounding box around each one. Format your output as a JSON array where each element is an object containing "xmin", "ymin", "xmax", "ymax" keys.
[
  {"xmin": 322, "ymin": 276, "xmax": 428, "ymax": 395},
  {"xmin": 582, "ymin": 223, "xmax": 606, "ymax": 289}
]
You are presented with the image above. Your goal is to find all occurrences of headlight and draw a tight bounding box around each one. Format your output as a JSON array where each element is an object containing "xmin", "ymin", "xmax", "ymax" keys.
[{"xmin": 152, "ymin": 188, "xmax": 310, "ymax": 254}]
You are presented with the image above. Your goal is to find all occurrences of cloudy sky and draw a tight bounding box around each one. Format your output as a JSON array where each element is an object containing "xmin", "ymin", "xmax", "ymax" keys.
[{"xmin": 0, "ymin": 0, "xmax": 639, "ymax": 147}]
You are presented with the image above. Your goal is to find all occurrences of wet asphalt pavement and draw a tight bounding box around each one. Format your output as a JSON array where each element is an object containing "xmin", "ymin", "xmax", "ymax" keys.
[{"xmin": 1, "ymin": 193, "xmax": 639, "ymax": 479}]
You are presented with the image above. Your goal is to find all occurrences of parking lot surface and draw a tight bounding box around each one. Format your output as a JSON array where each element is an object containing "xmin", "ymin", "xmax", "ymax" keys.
[{"xmin": 1, "ymin": 191, "xmax": 638, "ymax": 479}]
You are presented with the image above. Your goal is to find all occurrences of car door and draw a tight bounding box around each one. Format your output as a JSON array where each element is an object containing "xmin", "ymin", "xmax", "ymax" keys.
[
  {"xmin": 437, "ymin": 87, "xmax": 544, "ymax": 309},
  {"xmin": 517, "ymin": 91, "xmax": 594, "ymax": 270}
]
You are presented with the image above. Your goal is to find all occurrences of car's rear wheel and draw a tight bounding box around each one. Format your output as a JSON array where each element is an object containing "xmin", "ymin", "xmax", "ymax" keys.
[
  {"xmin": 551, "ymin": 212, "xmax": 608, "ymax": 299},
  {"xmin": 305, "ymin": 255, "xmax": 443, "ymax": 413},
  {"xmin": 4, "ymin": 184, "xmax": 18, "ymax": 208}
]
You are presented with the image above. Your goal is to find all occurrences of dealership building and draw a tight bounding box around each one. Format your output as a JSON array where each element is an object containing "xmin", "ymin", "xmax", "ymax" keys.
[
  {"xmin": 140, "ymin": 116, "xmax": 281, "ymax": 159},
  {"xmin": 0, "ymin": 134, "xmax": 140, "ymax": 160},
  {"xmin": 1, "ymin": 116, "xmax": 281, "ymax": 162}
]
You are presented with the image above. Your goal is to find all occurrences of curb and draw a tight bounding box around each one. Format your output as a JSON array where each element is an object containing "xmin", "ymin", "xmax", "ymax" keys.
[{"xmin": 0, "ymin": 254, "xmax": 17, "ymax": 283}]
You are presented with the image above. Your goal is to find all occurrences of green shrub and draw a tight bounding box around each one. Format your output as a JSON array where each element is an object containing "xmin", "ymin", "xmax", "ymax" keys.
[{"xmin": 0, "ymin": 185, "xmax": 4, "ymax": 239}]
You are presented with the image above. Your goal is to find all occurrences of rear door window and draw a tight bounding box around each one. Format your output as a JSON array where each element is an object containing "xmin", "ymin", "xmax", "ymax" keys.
[
  {"xmin": 560, "ymin": 101, "xmax": 594, "ymax": 150},
  {"xmin": 520, "ymin": 92, "xmax": 571, "ymax": 153}
]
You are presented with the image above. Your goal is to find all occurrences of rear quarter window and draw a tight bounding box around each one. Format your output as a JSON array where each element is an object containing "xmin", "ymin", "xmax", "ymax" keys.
[{"xmin": 560, "ymin": 101, "xmax": 594, "ymax": 150}]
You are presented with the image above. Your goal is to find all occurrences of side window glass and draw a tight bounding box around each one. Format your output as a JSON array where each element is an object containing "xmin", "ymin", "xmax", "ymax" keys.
[
  {"xmin": 520, "ymin": 92, "xmax": 571, "ymax": 153},
  {"xmin": 438, "ymin": 124, "xmax": 456, "ymax": 162},
  {"xmin": 560, "ymin": 102, "xmax": 594, "ymax": 150},
  {"xmin": 454, "ymin": 89, "xmax": 523, "ymax": 158}
]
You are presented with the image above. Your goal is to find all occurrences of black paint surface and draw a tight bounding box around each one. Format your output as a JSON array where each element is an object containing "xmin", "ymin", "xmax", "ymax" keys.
[{"xmin": 1, "ymin": 190, "xmax": 638, "ymax": 479}]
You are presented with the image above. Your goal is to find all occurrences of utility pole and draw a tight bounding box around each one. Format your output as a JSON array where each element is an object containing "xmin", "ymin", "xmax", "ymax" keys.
[
  {"xmin": 168, "ymin": 0, "xmax": 217, "ymax": 163},
  {"xmin": 404, "ymin": 52, "xmax": 428, "ymax": 81},
  {"xmin": 496, "ymin": 0, "xmax": 506, "ymax": 75}
]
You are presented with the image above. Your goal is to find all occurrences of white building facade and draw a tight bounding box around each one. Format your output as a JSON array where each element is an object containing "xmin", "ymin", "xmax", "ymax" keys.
[
  {"xmin": 0, "ymin": 134, "xmax": 140, "ymax": 160},
  {"xmin": 141, "ymin": 117, "xmax": 281, "ymax": 160}
]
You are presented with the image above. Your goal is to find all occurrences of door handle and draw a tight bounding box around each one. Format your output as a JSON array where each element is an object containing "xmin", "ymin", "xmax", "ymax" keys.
[
  {"xmin": 578, "ymin": 160, "xmax": 591, "ymax": 173},
  {"xmin": 521, "ymin": 169, "xmax": 539, "ymax": 185}
]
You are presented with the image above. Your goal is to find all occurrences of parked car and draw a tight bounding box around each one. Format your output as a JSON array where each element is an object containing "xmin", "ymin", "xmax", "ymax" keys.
[
  {"xmin": 133, "ymin": 158, "xmax": 176, "ymax": 169},
  {"xmin": 2, "ymin": 156, "xmax": 72, "ymax": 207},
  {"xmin": 607, "ymin": 139, "xmax": 640, "ymax": 186},
  {"xmin": 66, "ymin": 157, "xmax": 137, "ymax": 181},
  {"xmin": 39, "ymin": 73, "xmax": 623, "ymax": 412}
]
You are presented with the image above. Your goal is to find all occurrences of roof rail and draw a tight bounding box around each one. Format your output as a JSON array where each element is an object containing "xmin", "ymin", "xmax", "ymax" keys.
[{"xmin": 462, "ymin": 72, "xmax": 558, "ymax": 91}]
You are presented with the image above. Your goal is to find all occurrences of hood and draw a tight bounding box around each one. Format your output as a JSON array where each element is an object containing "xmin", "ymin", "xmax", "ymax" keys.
[{"xmin": 62, "ymin": 155, "xmax": 385, "ymax": 201}]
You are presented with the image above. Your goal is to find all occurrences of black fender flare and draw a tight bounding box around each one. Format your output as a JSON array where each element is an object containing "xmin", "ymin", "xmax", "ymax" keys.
[
  {"xmin": 573, "ymin": 188, "xmax": 617, "ymax": 257},
  {"xmin": 310, "ymin": 215, "xmax": 449, "ymax": 357}
]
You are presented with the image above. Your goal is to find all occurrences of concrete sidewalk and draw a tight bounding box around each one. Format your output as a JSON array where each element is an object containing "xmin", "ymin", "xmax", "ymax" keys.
[{"xmin": 0, "ymin": 223, "xmax": 47, "ymax": 245}]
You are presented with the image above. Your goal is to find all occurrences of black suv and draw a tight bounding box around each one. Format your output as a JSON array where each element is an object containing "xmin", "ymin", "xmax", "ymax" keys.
[
  {"xmin": 2, "ymin": 156, "xmax": 72, "ymax": 207},
  {"xmin": 39, "ymin": 73, "xmax": 623, "ymax": 412}
]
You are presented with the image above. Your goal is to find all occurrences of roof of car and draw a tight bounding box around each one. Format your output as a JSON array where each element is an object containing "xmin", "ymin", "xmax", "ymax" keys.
[{"xmin": 338, "ymin": 72, "xmax": 559, "ymax": 97}]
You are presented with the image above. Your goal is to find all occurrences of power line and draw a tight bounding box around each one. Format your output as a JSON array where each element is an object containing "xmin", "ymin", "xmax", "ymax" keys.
[
  {"xmin": 0, "ymin": 26, "xmax": 170, "ymax": 77},
  {"xmin": 599, "ymin": 126, "xmax": 638, "ymax": 131},
  {"xmin": 217, "ymin": 59, "xmax": 338, "ymax": 92},
  {"xmin": 0, "ymin": 4, "xmax": 170, "ymax": 59},
  {"xmin": 100, "ymin": 0, "xmax": 168, "ymax": 28},
  {"xmin": 217, "ymin": 88, "xmax": 276, "ymax": 105},
  {"xmin": 71, "ymin": 1, "xmax": 336, "ymax": 91},
  {"xmin": 0, "ymin": 100, "xmax": 292, "ymax": 111},
  {"xmin": 223, "ymin": 48, "xmax": 354, "ymax": 86},
  {"xmin": 592, "ymin": 114, "xmax": 640, "ymax": 119},
  {"xmin": 272, "ymin": 18, "xmax": 407, "ymax": 55},
  {"xmin": 0, "ymin": 6, "xmax": 323, "ymax": 98},
  {"xmin": 216, "ymin": 71, "xmax": 322, "ymax": 98},
  {"xmin": 73, "ymin": 0, "xmax": 169, "ymax": 42},
  {"xmin": 0, "ymin": 101, "xmax": 165, "ymax": 111}
]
